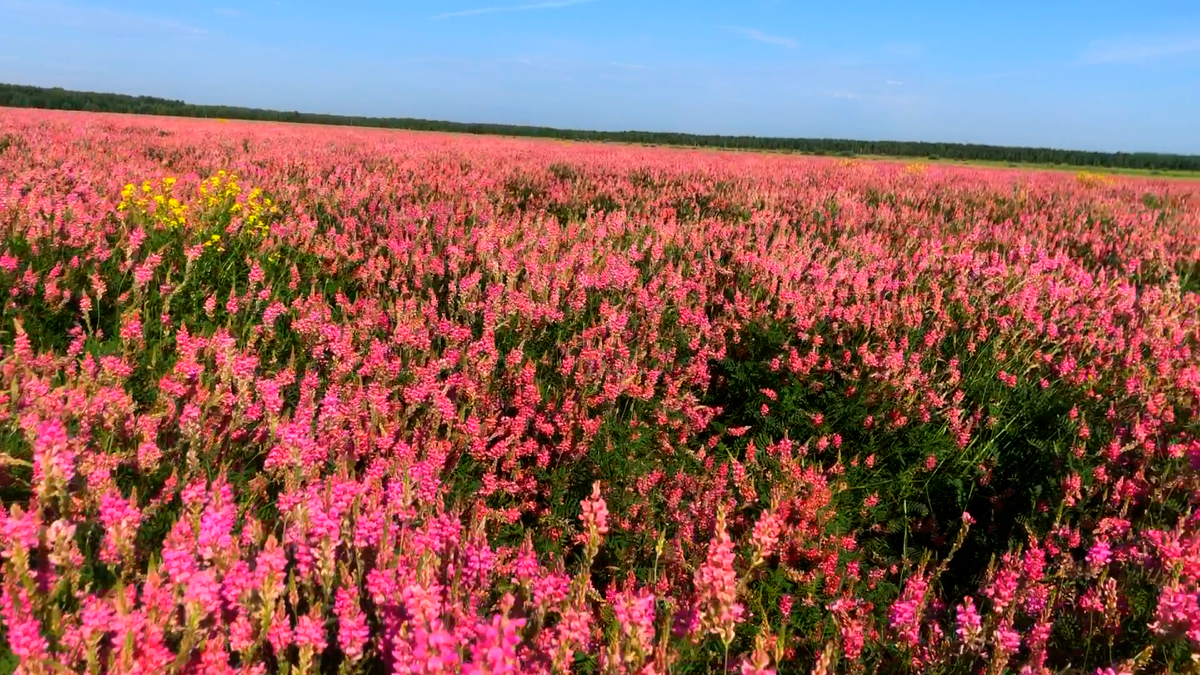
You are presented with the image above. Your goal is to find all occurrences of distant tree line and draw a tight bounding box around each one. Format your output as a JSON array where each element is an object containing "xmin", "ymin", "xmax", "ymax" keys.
[{"xmin": 3, "ymin": 82, "xmax": 1198, "ymax": 172}]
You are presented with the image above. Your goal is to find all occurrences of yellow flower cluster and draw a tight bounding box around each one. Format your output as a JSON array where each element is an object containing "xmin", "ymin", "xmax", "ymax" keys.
[
  {"xmin": 199, "ymin": 171, "xmax": 277, "ymax": 238},
  {"xmin": 199, "ymin": 170, "xmax": 242, "ymax": 206},
  {"xmin": 118, "ymin": 177, "xmax": 187, "ymax": 229},
  {"xmin": 244, "ymin": 186, "xmax": 277, "ymax": 239},
  {"xmin": 904, "ymin": 162, "xmax": 928, "ymax": 175},
  {"xmin": 118, "ymin": 171, "xmax": 277, "ymax": 245},
  {"xmin": 1076, "ymin": 171, "xmax": 1113, "ymax": 188}
]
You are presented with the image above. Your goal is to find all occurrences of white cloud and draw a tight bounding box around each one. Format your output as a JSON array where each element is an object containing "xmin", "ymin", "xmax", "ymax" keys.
[
  {"xmin": 433, "ymin": 0, "xmax": 599, "ymax": 20},
  {"xmin": 724, "ymin": 26, "xmax": 797, "ymax": 49},
  {"xmin": 1079, "ymin": 36, "xmax": 1200, "ymax": 65}
]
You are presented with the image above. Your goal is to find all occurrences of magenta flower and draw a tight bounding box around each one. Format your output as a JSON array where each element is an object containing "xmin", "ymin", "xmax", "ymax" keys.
[{"xmin": 694, "ymin": 511, "xmax": 744, "ymax": 646}]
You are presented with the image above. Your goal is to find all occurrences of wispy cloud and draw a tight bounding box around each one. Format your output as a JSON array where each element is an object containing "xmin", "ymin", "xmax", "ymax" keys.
[
  {"xmin": 213, "ymin": 7, "xmax": 241, "ymax": 17},
  {"xmin": 886, "ymin": 80, "xmax": 903, "ymax": 85},
  {"xmin": 935, "ymin": 70, "xmax": 1030, "ymax": 87},
  {"xmin": 829, "ymin": 91, "xmax": 861, "ymax": 99},
  {"xmin": 433, "ymin": 0, "xmax": 599, "ymax": 20},
  {"xmin": 1078, "ymin": 36, "xmax": 1200, "ymax": 65},
  {"xmin": 0, "ymin": 0, "xmax": 206, "ymax": 35},
  {"xmin": 724, "ymin": 26, "xmax": 797, "ymax": 49}
]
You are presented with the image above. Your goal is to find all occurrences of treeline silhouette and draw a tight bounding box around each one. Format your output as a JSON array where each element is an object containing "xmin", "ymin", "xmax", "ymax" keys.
[{"xmin": 3, "ymin": 82, "xmax": 1198, "ymax": 172}]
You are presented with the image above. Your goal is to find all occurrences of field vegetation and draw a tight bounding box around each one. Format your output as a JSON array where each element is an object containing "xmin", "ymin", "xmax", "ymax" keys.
[{"xmin": 0, "ymin": 108, "xmax": 1197, "ymax": 674}]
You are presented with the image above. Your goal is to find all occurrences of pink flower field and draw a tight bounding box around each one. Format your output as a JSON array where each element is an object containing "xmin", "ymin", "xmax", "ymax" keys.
[{"xmin": 0, "ymin": 107, "xmax": 1198, "ymax": 674}]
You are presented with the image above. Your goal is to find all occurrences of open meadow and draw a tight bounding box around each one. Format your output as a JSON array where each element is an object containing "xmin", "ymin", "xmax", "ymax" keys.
[{"xmin": 0, "ymin": 107, "xmax": 1198, "ymax": 674}]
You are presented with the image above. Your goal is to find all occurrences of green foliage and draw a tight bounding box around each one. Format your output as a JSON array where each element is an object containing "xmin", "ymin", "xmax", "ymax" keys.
[
  {"xmin": 0, "ymin": 644, "xmax": 15, "ymax": 675},
  {"xmin": 701, "ymin": 315, "xmax": 1102, "ymax": 603}
]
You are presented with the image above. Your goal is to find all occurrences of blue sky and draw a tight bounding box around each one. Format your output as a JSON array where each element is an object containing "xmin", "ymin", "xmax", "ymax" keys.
[{"xmin": 2, "ymin": 0, "xmax": 1199, "ymax": 153}]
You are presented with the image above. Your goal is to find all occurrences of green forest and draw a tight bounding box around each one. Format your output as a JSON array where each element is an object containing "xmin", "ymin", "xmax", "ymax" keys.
[{"xmin": 3, "ymin": 81, "xmax": 1199, "ymax": 171}]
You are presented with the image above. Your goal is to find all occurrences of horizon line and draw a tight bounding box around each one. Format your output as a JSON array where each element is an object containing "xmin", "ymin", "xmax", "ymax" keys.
[{"xmin": 0, "ymin": 81, "xmax": 1196, "ymax": 160}]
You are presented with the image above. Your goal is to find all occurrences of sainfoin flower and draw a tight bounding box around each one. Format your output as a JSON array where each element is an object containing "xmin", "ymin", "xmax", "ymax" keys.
[
  {"xmin": 32, "ymin": 418, "xmax": 74, "ymax": 494},
  {"xmin": 294, "ymin": 607, "xmax": 328, "ymax": 666},
  {"xmin": 335, "ymin": 585, "xmax": 370, "ymax": 662},
  {"xmin": 694, "ymin": 510, "xmax": 744, "ymax": 646},
  {"xmin": 889, "ymin": 570, "xmax": 929, "ymax": 648},
  {"xmin": 954, "ymin": 596, "xmax": 983, "ymax": 650},
  {"xmin": 580, "ymin": 481, "xmax": 609, "ymax": 558}
]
